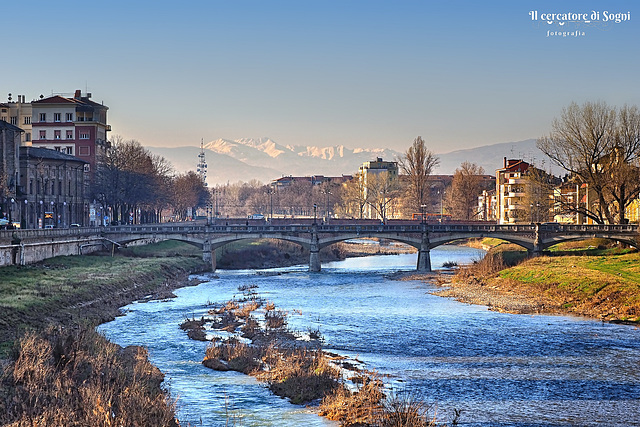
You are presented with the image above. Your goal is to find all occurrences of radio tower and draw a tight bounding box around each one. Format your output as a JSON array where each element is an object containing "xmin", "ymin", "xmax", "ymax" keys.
[{"xmin": 197, "ymin": 138, "xmax": 208, "ymax": 187}]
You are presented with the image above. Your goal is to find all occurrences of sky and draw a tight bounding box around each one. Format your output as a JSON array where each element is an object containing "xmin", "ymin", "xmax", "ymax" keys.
[{"xmin": 3, "ymin": 0, "xmax": 639, "ymax": 154}]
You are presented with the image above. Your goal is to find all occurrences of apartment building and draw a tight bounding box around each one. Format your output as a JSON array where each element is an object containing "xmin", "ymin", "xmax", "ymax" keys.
[
  {"xmin": 359, "ymin": 157, "xmax": 400, "ymax": 220},
  {"xmin": 30, "ymin": 90, "xmax": 110, "ymax": 173},
  {"xmin": 0, "ymin": 95, "xmax": 32, "ymax": 145},
  {"xmin": 495, "ymin": 157, "xmax": 553, "ymax": 224}
]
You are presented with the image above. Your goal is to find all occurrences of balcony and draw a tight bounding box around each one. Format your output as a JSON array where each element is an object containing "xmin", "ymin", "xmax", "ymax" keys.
[{"xmin": 508, "ymin": 178, "xmax": 527, "ymax": 185}]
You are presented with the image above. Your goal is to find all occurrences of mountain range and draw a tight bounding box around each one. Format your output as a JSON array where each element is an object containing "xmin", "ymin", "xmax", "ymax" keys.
[{"xmin": 146, "ymin": 137, "xmax": 555, "ymax": 186}]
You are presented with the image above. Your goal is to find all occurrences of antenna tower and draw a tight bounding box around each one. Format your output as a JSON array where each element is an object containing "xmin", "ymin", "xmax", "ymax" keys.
[{"xmin": 197, "ymin": 138, "xmax": 208, "ymax": 186}]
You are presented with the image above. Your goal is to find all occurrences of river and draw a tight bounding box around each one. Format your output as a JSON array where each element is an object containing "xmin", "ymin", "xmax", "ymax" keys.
[{"xmin": 98, "ymin": 245, "xmax": 640, "ymax": 426}]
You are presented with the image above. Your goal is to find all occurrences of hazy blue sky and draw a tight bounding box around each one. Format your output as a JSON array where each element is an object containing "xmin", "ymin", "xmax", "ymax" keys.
[{"xmin": 3, "ymin": 0, "xmax": 638, "ymax": 153}]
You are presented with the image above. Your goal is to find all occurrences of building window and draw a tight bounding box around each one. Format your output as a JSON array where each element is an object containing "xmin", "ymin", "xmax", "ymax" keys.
[
  {"xmin": 66, "ymin": 113, "xmax": 73, "ymax": 122},
  {"xmin": 78, "ymin": 146, "xmax": 90, "ymax": 156},
  {"xmin": 39, "ymin": 130, "xmax": 46, "ymax": 140},
  {"xmin": 26, "ymin": 133, "xmax": 31, "ymax": 142},
  {"xmin": 54, "ymin": 147, "xmax": 61, "ymax": 152},
  {"xmin": 54, "ymin": 130, "xmax": 61, "ymax": 139},
  {"xmin": 10, "ymin": 116, "xmax": 17, "ymax": 125},
  {"xmin": 66, "ymin": 130, "xmax": 73, "ymax": 139},
  {"xmin": 79, "ymin": 132, "xmax": 89, "ymax": 139},
  {"xmin": 84, "ymin": 164, "xmax": 91, "ymax": 172},
  {"xmin": 39, "ymin": 113, "xmax": 46, "ymax": 122},
  {"xmin": 59, "ymin": 181, "xmax": 62, "ymax": 195},
  {"xmin": 24, "ymin": 116, "xmax": 31, "ymax": 125},
  {"xmin": 30, "ymin": 180, "xmax": 33, "ymax": 195},
  {"xmin": 52, "ymin": 181, "xmax": 55, "ymax": 195},
  {"xmin": 66, "ymin": 147, "xmax": 73, "ymax": 155},
  {"xmin": 54, "ymin": 113, "xmax": 61, "ymax": 122}
]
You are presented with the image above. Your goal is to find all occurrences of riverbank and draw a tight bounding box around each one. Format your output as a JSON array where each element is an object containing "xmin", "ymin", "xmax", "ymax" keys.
[
  {"xmin": 411, "ymin": 240, "xmax": 640, "ymax": 324},
  {"xmin": 0, "ymin": 242, "xmax": 210, "ymax": 426},
  {"xmin": 215, "ymin": 238, "xmax": 414, "ymax": 269}
]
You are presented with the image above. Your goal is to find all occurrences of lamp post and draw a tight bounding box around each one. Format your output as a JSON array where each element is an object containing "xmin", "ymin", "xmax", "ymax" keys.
[
  {"xmin": 438, "ymin": 189, "xmax": 445, "ymax": 222},
  {"xmin": 313, "ymin": 203, "xmax": 317, "ymax": 225},
  {"xmin": 267, "ymin": 188, "xmax": 274, "ymax": 222},
  {"xmin": 420, "ymin": 204, "xmax": 427, "ymax": 224},
  {"xmin": 324, "ymin": 189, "xmax": 331, "ymax": 223}
]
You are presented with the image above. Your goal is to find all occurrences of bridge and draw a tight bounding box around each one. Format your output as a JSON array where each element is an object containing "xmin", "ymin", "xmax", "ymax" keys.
[
  {"xmin": 100, "ymin": 222, "xmax": 639, "ymax": 272},
  {"xmin": 2, "ymin": 222, "xmax": 638, "ymax": 271}
]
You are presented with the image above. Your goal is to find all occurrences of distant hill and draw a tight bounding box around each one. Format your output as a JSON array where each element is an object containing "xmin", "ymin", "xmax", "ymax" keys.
[
  {"xmin": 146, "ymin": 137, "xmax": 557, "ymax": 186},
  {"xmin": 435, "ymin": 138, "xmax": 559, "ymax": 175}
]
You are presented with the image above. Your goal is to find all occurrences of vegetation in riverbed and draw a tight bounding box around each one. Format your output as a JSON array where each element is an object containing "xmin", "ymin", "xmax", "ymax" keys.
[{"xmin": 186, "ymin": 285, "xmax": 456, "ymax": 426}]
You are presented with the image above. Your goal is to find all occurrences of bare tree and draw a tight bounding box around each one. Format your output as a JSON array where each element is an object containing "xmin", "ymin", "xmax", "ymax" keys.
[
  {"xmin": 365, "ymin": 171, "xmax": 401, "ymax": 222},
  {"xmin": 398, "ymin": 136, "xmax": 439, "ymax": 214},
  {"xmin": 446, "ymin": 162, "xmax": 486, "ymax": 220},
  {"xmin": 335, "ymin": 173, "xmax": 368, "ymax": 219},
  {"xmin": 537, "ymin": 101, "xmax": 640, "ymax": 223}
]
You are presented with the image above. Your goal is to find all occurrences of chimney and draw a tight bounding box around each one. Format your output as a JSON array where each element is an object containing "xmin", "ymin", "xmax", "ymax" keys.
[
  {"xmin": 503, "ymin": 157, "xmax": 507, "ymax": 168},
  {"xmin": 74, "ymin": 90, "xmax": 81, "ymax": 99}
]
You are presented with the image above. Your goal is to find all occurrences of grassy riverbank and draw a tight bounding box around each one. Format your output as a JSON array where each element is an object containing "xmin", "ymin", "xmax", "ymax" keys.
[
  {"xmin": 435, "ymin": 238, "xmax": 640, "ymax": 323},
  {"xmin": 0, "ymin": 241, "xmax": 209, "ymax": 426}
]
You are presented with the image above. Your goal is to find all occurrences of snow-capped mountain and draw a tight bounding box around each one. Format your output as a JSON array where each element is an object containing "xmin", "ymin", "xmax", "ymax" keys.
[
  {"xmin": 201, "ymin": 137, "xmax": 401, "ymax": 180},
  {"xmin": 146, "ymin": 137, "xmax": 553, "ymax": 186}
]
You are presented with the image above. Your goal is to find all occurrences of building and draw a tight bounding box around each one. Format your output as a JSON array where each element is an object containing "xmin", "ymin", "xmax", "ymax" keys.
[
  {"xmin": 477, "ymin": 189, "xmax": 497, "ymax": 221},
  {"xmin": 1, "ymin": 95, "xmax": 32, "ymax": 145},
  {"xmin": 359, "ymin": 157, "xmax": 400, "ymax": 220},
  {"xmin": 0, "ymin": 120, "xmax": 23, "ymax": 223},
  {"xmin": 271, "ymin": 175, "xmax": 352, "ymax": 189},
  {"xmin": 18, "ymin": 147, "xmax": 88, "ymax": 229},
  {"xmin": 30, "ymin": 90, "xmax": 110, "ymax": 173},
  {"xmin": 495, "ymin": 158, "xmax": 554, "ymax": 224}
]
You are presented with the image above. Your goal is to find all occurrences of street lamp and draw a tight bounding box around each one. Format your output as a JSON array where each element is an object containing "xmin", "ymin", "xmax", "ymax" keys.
[
  {"xmin": 324, "ymin": 189, "xmax": 332, "ymax": 223},
  {"xmin": 313, "ymin": 203, "xmax": 317, "ymax": 225},
  {"xmin": 267, "ymin": 188, "xmax": 274, "ymax": 222},
  {"xmin": 420, "ymin": 204, "xmax": 427, "ymax": 224}
]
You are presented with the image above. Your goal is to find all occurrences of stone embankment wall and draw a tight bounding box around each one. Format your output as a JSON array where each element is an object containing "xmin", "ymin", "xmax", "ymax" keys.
[{"xmin": 0, "ymin": 229, "xmax": 108, "ymax": 266}]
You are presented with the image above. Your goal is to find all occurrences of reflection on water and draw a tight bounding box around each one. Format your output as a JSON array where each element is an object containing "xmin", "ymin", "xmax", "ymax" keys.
[{"xmin": 99, "ymin": 246, "xmax": 640, "ymax": 427}]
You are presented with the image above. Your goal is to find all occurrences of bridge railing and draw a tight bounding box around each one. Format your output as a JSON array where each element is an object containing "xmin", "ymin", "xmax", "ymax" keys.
[{"xmin": 7, "ymin": 223, "xmax": 636, "ymax": 240}]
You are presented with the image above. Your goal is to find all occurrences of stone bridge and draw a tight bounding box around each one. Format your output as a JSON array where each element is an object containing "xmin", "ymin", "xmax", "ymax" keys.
[{"xmin": 98, "ymin": 222, "xmax": 640, "ymax": 272}]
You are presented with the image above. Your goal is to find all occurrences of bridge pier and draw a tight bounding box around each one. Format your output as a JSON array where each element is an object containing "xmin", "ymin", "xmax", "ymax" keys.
[
  {"xmin": 416, "ymin": 229, "xmax": 431, "ymax": 272},
  {"xmin": 309, "ymin": 225, "xmax": 321, "ymax": 272},
  {"xmin": 202, "ymin": 242, "xmax": 216, "ymax": 271}
]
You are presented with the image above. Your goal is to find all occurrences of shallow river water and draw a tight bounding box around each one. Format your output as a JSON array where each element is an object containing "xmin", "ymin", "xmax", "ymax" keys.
[{"xmin": 98, "ymin": 245, "xmax": 640, "ymax": 426}]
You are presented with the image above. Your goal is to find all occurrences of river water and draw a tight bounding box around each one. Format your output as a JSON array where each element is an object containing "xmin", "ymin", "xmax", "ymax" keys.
[{"xmin": 98, "ymin": 245, "xmax": 640, "ymax": 427}]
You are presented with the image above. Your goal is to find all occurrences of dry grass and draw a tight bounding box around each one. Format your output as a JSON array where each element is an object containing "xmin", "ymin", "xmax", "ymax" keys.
[
  {"xmin": 203, "ymin": 339, "xmax": 264, "ymax": 374},
  {"xmin": 264, "ymin": 309, "xmax": 288, "ymax": 331},
  {"xmin": 258, "ymin": 346, "xmax": 340, "ymax": 404},
  {"xmin": 319, "ymin": 372, "xmax": 386, "ymax": 425},
  {"xmin": 0, "ymin": 327, "xmax": 178, "ymax": 427}
]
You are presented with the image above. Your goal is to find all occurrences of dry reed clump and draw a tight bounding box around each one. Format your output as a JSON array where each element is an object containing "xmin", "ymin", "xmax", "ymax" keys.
[
  {"xmin": 264, "ymin": 309, "xmax": 288, "ymax": 331},
  {"xmin": 320, "ymin": 374, "xmax": 456, "ymax": 427},
  {"xmin": 257, "ymin": 346, "xmax": 340, "ymax": 404},
  {"xmin": 454, "ymin": 251, "xmax": 508, "ymax": 283},
  {"xmin": 319, "ymin": 372, "xmax": 386, "ymax": 425},
  {"xmin": 0, "ymin": 327, "xmax": 178, "ymax": 427},
  {"xmin": 203, "ymin": 339, "xmax": 264, "ymax": 374},
  {"xmin": 235, "ymin": 301, "xmax": 261, "ymax": 318}
]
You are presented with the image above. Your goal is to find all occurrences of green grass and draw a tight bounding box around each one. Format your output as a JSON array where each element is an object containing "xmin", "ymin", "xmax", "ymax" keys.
[
  {"xmin": 0, "ymin": 241, "xmax": 209, "ymax": 352},
  {"xmin": 120, "ymin": 239, "xmax": 202, "ymax": 257}
]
